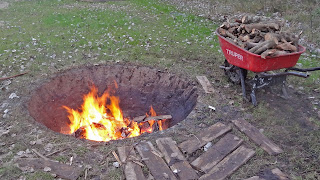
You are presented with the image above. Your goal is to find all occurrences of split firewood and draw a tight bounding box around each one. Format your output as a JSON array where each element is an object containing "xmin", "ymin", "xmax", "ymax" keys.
[
  {"xmin": 253, "ymin": 40, "xmax": 277, "ymax": 55},
  {"xmin": 217, "ymin": 15, "xmax": 301, "ymax": 56},
  {"xmin": 261, "ymin": 49, "xmax": 278, "ymax": 59},
  {"xmin": 244, "ymin": 23, "xmax": 280, "ymax": 33},
  {"xmin": 276, "ymin": 42, "xmax": 297, "ymax": 52}
]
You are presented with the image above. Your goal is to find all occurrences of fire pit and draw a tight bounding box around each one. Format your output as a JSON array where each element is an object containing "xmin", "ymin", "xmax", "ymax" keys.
[{"xmin": 28, "ymin": 65, "xmax": 197, "ymax": 142}]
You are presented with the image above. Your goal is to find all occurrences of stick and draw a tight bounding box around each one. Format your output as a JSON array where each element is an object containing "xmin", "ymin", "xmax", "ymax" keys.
[
  {"xmin": 112, "ymin": 151, "xmax": 122, "ymax": 166},
  {"xmin": 32, "ymin": 149, "xmax": 50, "ymax": 161},
  {"xmin": 144, "ymin": 115, "xmax": 172, "ymax": 122},
  {"xmin": 0, "ymin": 71, "xmax": 29, "ymax": 81},
  {"xmin": 46, "ymin": 147, "xmax": 70, "ymax": 157}
]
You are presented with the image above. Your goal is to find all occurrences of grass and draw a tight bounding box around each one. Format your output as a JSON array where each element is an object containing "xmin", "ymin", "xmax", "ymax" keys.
[{"xmin": 0, "ymin": 0, "xmax": 319, "ymax": 180}]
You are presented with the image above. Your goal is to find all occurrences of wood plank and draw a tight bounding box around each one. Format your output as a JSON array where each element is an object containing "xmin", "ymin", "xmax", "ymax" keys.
[
  {"xmin": 156, "ymin": 137, "xmax": 199, "ymax": 180},
  {"xmin": 135, "ymin": 141, "xmax": 177, "ymax": 180},
  {"xmin": 191, "ymin": 133, "xmax": 243, "ymax": 173},
  {"xmin": 271, "ymin": 168, "xmax": 290, "ymax": 180},
  {"xmin": 117, "ymin": 146, "xmax": 146, "ymax": 180},
  {"xmin": 15, "ymin": 158, "xmax": 82, "ymax": 180},
  {"xmin": 244, "ymin": 176, "xmax": 265, "ymax": 180},
  {"xmin": 199, "ymin": 145, "xmax": 255, "ymax": 180},
  {"xmin": 196, "ymin": 76, "xmax": 215, "ymax": 93},
  {"xmin": 179, "ymin": 122, "xmax": 232, "ymax": 154},
  {"xmin": 232, "ymin": 119, "xmax": 283, "ymax": 155}
]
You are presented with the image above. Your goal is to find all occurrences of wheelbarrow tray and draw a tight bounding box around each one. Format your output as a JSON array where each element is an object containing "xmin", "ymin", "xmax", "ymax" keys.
[{"xmin": 216, "ymin": 29, "xmax": 306, "ymax": 73}]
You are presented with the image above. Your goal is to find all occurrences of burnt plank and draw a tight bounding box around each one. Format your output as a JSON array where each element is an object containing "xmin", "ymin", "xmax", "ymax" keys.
[
  {"xmin": 179, "ymin": 122, "xmax": 232, "ymax": 154},
  {"xmin": 15, "ymin": 158, "xmax": 82, "ymax": 180},
  {"xmin": 135, "ymin": 141, "xmax": 177, "ymax": 180},
  {"xmin": 199, "ymin": 145, "xmax": 255, "ymax": 180},
  {"xmin": 156, "ymin": 137, "xmax": 199, "ymax": 180},
  {"xmin": 191, "ymin": 133, "xmax": 243, "ymax": 173},
  {"xmin": 117, "ymin": 146, "xmax": 146, "ymax": 180},
  {"xmin": 196, "ymin": 76, "xmax": 215, "ymax": 93},
  {"xmin": 232, "ymin": 119, "xmax": 283, "ymax": 155}
]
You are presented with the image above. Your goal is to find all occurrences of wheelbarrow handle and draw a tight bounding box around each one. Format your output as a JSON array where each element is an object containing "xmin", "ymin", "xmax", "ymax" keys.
[{"xmin": 286, "ymin": 67, "xmax": 320, "ymax": 72}]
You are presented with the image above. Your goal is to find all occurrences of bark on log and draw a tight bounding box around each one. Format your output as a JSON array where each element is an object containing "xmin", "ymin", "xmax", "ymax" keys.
[
  {"xmin": 245, "ymin": 23, "xmax": 280, "ymax": 33},
  {"xmin": 261, "ymin": 49, "xmax": 278, "ymax": 59},
  {"xmin": 253, "ymin": 40, "xmax": 277, "ymax": 54},
  {"xmin": 276, "ymin": 42, "xmax": 297, "ymax": 52}
]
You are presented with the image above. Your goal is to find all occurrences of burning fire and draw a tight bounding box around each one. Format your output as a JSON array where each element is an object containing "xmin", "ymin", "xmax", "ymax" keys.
[{"xmin": 62, "ymin": 84, "xmax": 168, "ymax": 142}]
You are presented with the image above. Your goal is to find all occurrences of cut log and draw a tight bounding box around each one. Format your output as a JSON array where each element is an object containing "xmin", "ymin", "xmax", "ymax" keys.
[
  {"xmin": 156, "ymin": 137, "xmax": 199, "ymax": 180},
  {"xmin": 242, "ymin": 15, "xmax": 261, "ymax": 24},
  {"xmin": 245, "ymin": 23, "xmax": 280, "ymax": 33},
  {"xmin": 264, "ymin": 33, "xmax": 281, "ymax": 44},
  {"xmin": 271, "ymin": 168, "xmax": 290, "ymax": 180},
  {"xmin": 118, "ymin": 146, "xmax": 147, "ymax": 180},
  {"xmin": 218, "ymin": 27, "xmax": 227, "ymax": 37},
  {"xmin": 135, "ymin": 141, "xmax": 178, "ymax": 180},
  {"xmin": 249, "ymin": 40, "xmax": 272, "ymax": 53},
  {"xmin": 253, "ymin": 40, "xmax": 277, "ymax": 54},
  {"xmin": 220, "ymin": 22, "xmax": 240, "ymax": 29},
  {"xmin": 191, "ymin": 133, "xmax": 243, "ymax": 173},
  {"xmin": 232, "ymin": 119, "xmax": 283, "ymax": 155},
  {"xmin": 276, "ymin": 42, "xmax": 297, "ymax": 52},
  {"xmin": 261, "ymin": 49, "xmax": 278, "ymax": 59},
  {"xmin": 196, "ymin": 76, "xmax": 215, "ymax": 93},
  {"xmin": 244, "ymin": 42, "xmax": 259, "ymax": 50},
  {"xmin": 15, "ymin": 158, "xmax": 83, "ymax": 180},
  {"xmin": 244, "ymin": 176, "xmax": 265, "ymax": 180},
  {"xmin": 178, "ymin": 122, "xmax": 231, "ymax": 154},
  {"xmin": 132, "ymin": 115, "xmax": 146, "ymax": 122},
  {"xmin": 199, "ymin": 145, "xmax": 255, "ymax": 180}
]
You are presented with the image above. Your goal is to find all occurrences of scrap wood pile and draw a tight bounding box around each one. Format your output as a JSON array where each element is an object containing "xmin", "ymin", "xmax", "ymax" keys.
[{"xmin": 217, "ymin": 15, "xmax": 302, "ymax": 59}]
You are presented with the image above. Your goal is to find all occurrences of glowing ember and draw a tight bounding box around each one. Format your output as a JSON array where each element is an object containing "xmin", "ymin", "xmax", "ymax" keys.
[{"xmin": 62, "ymin": 84, "xmax": 168, "ymax": 142}]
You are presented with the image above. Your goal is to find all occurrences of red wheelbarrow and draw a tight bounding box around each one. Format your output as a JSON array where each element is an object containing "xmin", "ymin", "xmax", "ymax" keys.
[{"xmin": 216, "ymin": 29, "xmax": 320, "ymax": 105}]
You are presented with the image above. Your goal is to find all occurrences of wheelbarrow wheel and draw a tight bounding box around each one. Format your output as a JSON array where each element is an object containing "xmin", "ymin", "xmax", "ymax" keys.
[{"xmin": 223, "ymin": 60, "xmax": 247, "ymax": 84}]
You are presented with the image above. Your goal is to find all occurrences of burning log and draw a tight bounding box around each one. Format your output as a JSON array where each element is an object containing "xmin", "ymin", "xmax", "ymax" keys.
[{"xmin": 218, "ymin": 15, "xmax": 301, "ymax": 58}]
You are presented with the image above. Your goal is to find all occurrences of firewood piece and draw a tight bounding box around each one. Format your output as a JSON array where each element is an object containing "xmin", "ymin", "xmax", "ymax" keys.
[
  {"xmin": 118, "ymin": 146, "xmax": 147, "ymax": 180},
  {"xmin": 244, "ymin": 42, "xmax": 259, "ymax": 50},
  {"xmin": 271, "ymin": 51, "xmax": 289, "ymax": 57},
  {"xmin": 232, "ymin": 119, "xmax": 283, "ymax": 155},
  {"xmin": 276, "ymin": 42, "xmax": 297, "ymax": 52},
  {"xmin": 156, "ymin": 137, "xmax": 199, "ymax": 180},
  {"xmin": 249, "ymin": 40, "xmax": 274, "ymax": 54},
  {"xmin": 132, "ymin": 115, "xmax": 146, "ymax": 122},
  {"xmin": 264, "ymin": 33, "xmax": 281, "ymax": 43},
  {"xmin": 199, "ymin": 145, "xmax": 255, "ymax": 180},
  {"xmin": 220, "ymin": 22, "xmax": 240, "ymax": 29},
  {"xmin": 253, "ymin": 40, "xmax": 277, "ymax": 54},
  {"xmin": 239, "ymin": 35, "xmax": 251, "ymax": 42},
  {"xmin": 228, "ymin": 26, "xmax": 238, "ymax": 34},
  {"xmin": 196, "ymin": 76, "xmax": 215, "ymax": 93},
  {"xmin": 261, "ymin": 49, "xmax": 278, "ymax": 59},
  {"xmin": 135, "ymin": 141, "xmax": 178, "ymax": 180},
  {"xmin": 245, "ymin": 23, "xmax": 280, "ymax": 33},
  {"xmin": 112, "ymin": 151, "xmax": 122, "ymax": 166},
  {"xmin": 144, "ymin": 115, "xmax": 172, "ymax": 122},
  {"xmin": 179, "ymin": 122, "xmax": 231, "ymax": 154},
  {"xmin": 242, "ymin": 15, "xmax": 261, "ymax": 24},
  {"xmin": 191, "ymin": 134, "xmax": 243, "ymax": 173},
  {"xmin": 15, "ymin": 158, "xmax": 83, "ymax": 180},
  {"xmin": 218, "ymin": 27, "xmax": 227, "ymax": 37}
]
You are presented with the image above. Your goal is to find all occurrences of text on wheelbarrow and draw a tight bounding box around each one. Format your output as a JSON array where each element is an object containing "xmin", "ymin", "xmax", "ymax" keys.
[{"xmin": 226, "ymin": 49, "xmax": 243, "ymax": 61}]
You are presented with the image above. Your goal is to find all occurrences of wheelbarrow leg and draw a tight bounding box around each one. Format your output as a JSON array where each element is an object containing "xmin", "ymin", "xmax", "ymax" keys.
[
  {"xmin": 281, "ymin": 81, "xmax": 289, "ymax": 99},
  {"xmin": 239, "ymin": 68, "xmax": 248, "ymax": 101},
  {"xmin": 250, "ymin": 78, "xmax": 257, "ymax": 106}
]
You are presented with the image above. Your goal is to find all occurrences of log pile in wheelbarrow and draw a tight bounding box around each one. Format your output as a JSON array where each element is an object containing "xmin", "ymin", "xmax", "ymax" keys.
[{"xmin": 217, "ymin": 14, "xmax": 302, "ymax": 59}]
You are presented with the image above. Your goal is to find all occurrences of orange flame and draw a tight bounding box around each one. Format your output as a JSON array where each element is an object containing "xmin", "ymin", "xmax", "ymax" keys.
[{"xmin": 62, "ymin": 84, "xmax": 167, "ymax": 142}]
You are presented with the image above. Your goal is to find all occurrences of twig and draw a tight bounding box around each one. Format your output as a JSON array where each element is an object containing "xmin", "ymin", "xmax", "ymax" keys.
[
  {"xmin": 32, "ymin": 149, "xmax": 50, "ymax": 161},
  {"xmin": 46, "ymin": 147, "xmax": 70, "ymax": 157},
  {"xmin": 112, "ymin": 151, "xmax": 122, "ymax": 166},
  {"xmin": 0, "ymin": 71, "xmax": 29, "ymax": 81},
  {"xmin": 132, "ymin": 160, "xmax": 145, "ymax": 167}
]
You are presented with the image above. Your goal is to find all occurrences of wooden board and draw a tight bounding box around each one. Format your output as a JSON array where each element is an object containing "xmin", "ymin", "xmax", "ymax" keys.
[
  {"xmin": 244, "ymin": 176, "xmax": 265, "ymax": 180},
  {"xmin": 156, "ymin": 137, "xmax": 199, "ymax": 180},
  {"xmin": 191, "ymin": 133, "xmax": 243, "ymax": 173},
  {"xmin": 179, "ymin": 122, "xmax": 232, "ymax": 154},
  {"xmin": 117, "ymin": 146, "xmax": 146, "ymax": 180},
  {"xmin": 15, "ymin": 158, "xmax": 82, "ymax": 180},
  {"xmin": 199, "ymin": 145, "xmax": 255, "ymax": 180},
  {"xmin": 271, "ymin": 168, "xmax": 290, "ymax": 180},
  {"xmin": 232, "ymin": 119, "xmax": 283, "ymax": 155},
  {"xmin": 196, "ymin": 76, "xmax": 215, "ymax": 93},
  {"xmin": 135, "ymin": 141, "xmax": 177, "ymax": 180}
]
